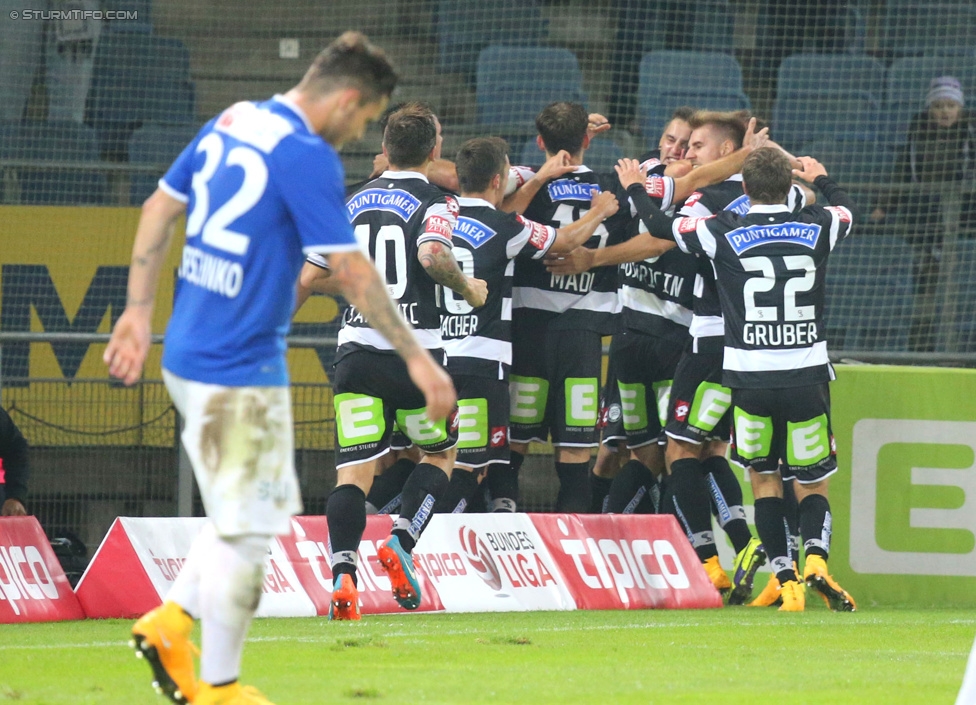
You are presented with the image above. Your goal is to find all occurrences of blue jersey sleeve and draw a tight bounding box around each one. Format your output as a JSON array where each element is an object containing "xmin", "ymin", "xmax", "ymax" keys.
[
  {"xmin": 159, "ymin": 117, "xmax": 218, "ymax": 203},
  {"xmin": 276, "ymin": 137, "xmax": 360, "ymax": 255}
]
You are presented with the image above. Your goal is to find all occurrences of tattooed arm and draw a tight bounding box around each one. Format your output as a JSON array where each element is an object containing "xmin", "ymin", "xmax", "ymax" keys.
[
  {"xmin": 418, "ymin": 241, "xmax": 488, "ymax": 308},
  {"xmin": 329, "ymin": 249, "xmax": 457, "ymax": 420},
  {"xmin": 104, "ymin": 188, "xmax": 186, "ymax": 385}
]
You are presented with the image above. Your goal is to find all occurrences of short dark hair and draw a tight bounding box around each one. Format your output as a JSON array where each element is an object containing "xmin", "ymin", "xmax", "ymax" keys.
[
  {"xmin": 299, "ymin": 31, "xmax": 398, "ymax": 104},
  {"xmin": 383, "ymin": 102, "xmax": 438, "ymax": 169},
  {"xmin": 689, "ymin": 110, "xmax": 747, "ymax": 149},
  {"xmin": 456, "ymin": 137, "xmax": 509, "ymax": 193},
  {"xmin": 536, "ymin": 101, "xmax": 588, "ymax": 156},
  {"xmin": 742, "ymin": 147, "xmax": 793, "ymax": 204},
  {"xmin": 671, "ymin": 106, "xmax": 696, "ymax": 124}
]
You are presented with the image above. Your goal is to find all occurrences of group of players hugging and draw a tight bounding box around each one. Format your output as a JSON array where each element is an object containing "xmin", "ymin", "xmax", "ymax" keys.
[{"xmin": 299, "ymin": 99, "xmax": 859, "ymax": 617}]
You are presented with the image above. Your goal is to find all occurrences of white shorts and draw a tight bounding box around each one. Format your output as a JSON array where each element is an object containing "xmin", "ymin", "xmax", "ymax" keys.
[{"xmin": 164, "ymin": 370, "xmax": 301, "ymax": 537}]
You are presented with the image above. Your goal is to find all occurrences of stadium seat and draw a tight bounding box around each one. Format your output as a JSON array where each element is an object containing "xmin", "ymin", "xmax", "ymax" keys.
[
  {"xmin": 802, "ymin": 138, "xmax": 892, "ymax": 213},
  {"xmin": 881, "ymin": 1, "xmax": 976, "ymax": 57},
  {"xmin": 518, "ymin": 136, "xmax": 623, "ymax": 174},
  {"xmin": 883, "ymin": 55, "xmax": 976, "ymax": 147},
  {"xmin": 637, "ymin": 51, "xmax": 744, "ymax": 137},
  {"xmin": 86, "ymin": 34, "xmax": 195, "ymax": 159},
  {"xmin": 436, "ymin": 0, "xmax": 548, "ymax": 78},
  {"xmin": 127, "ymin": 122, "xmax": 201, "ymax": 204},
  {"xmin": 825, "ymin": 233, "xmax": 915, "ymax": 352},
  {"xmin": 776, "ymin": 54, "xmax": 886, "ymax": 103},
  {"xmin": 476, "ymin": 46, "xmax": 585, "ymax": 133},
  {"xmin": 641, "ymin": 89, "xmax": 751, "ymax": 143},
  {"xmin": 772, "ymin": 91, "xmax": 881, "ymax": 154},
  {"xmin": 0, "ymin": 121, "xmax": 109, "ymax": 205},
  {"xmin": 947, "ymin": 239, "xmax": 976, "ymax": 352},
  {"xmin": 755, "ymin": 4, "xmax": 867, "ymax": 56}
]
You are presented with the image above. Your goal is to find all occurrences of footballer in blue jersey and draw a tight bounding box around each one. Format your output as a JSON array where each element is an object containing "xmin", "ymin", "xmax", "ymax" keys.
[{"xmin": 104, "ymin": 33, "xmax": 456, "ymax": 705}]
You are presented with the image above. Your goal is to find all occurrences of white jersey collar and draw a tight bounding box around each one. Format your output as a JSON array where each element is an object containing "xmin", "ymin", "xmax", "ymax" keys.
[
  {"xmin": 458, "ymin": 196, "xmax": 496, "ymax": 209},
  {"xmin": 748, "ymin": 203, "xmax": 792, "ymax": 214},
  {"xmin": 380, "ymin": 170, "xmax": 429, "ymax": 183}
]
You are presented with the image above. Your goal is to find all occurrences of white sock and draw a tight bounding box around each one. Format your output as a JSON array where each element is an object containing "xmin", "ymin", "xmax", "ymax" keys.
[
  {"xmin": 166, "ymin": 522, "xmax": 217, "ymax": 618},
  {"xmin": 199, "ymin": 534, "xmax": 270, "ymax": 685}
]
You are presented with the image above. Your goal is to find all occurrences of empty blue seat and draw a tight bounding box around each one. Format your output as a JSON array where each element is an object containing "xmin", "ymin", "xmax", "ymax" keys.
[
  {"xmin": 437, "ymin": 0, "xmax": 547, "ymax": 77},
  {"xmin": 476, "ymin": 46, "xmax": 585, "ymax": 132},
  {"xmin": 802, "ymin": 138, "xmax": 892, "ymax": 212},
  {"xmin": 881, "ymin": 1, "xmax": 976, "ymax": 56},
  {"xmin": 826, "ymin": 233, "xmax": 915, "ymax": 351},
  {"xmin": 128, "ymin": 122, "xmax": 200, "ymax": 204},
  {"xmin": 0, "ymin": 121, "xmax": 108, "ymax": 205},
  {"xmin": 777, "ymin": 54, "xmax": 886, "ymax": 102},
  {"xmin": 772, "ymin": 92, "xmax": 882, "ymax": 154},
  {"xmin": 518, "ymin": 136, "xmax": 623, "ymax": 174},
  {"xmin": 642, "ymin": 89, "xmax": 750, "ymax": 143},
  {"xmin": 883, "ymin": 56, "xmax": 976, "ymax": 146}
]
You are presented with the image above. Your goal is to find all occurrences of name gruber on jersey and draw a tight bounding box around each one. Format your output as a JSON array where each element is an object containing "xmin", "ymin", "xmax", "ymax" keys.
[
  {"xmin": 346, "ymin": 188, "xmax": 422, "ymax": 222},
  {"xmin": 548, "ymin": 179, "xmax": 600, "ymax": 202},
  {"xmin": 726, "ymin": 223, "xmax": 822, "ymax": 255},
  {"xmin": 743, "ymin": 321, "xmax": 819, "ymax": 347},
  {"xmin": 441, "ymin": 313, "xmax": 478, "ymax": 338},
  {"xmin": 550, "ymin": 271, "xmax": 595, "ymax": 293},
  {"xmin": 344, "ymin": 301, "xmax": 420, "ymax": 327},
  {"xmin": 179, "ymin": 245, "xmax": 244, "ymax": 298},
  {"xmin": 620, "ymin": 261, "xmax": 685, "ymax": 296}
]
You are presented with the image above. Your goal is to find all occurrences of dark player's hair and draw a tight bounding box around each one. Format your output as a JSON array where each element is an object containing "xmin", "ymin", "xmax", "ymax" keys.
[
  {"xmin": 689, "ymin": 110, "xmax": 747, "ymax": 149},
  {"xmin": 456, "ymin": 137, "xmax": 510, "ymax": 193},
  {"xmin": 741, "ymin": 147, "xmax": 793, "ymax": 204},
  {"xmin": 300, "ymin": 31, "xmax": 398, "ymax": 104},
  {"xmin": 671, "ymin": 106, "xmax": 696, "ymax": 124},
  {"xmin": 536, "ymin": 101, "xmax": 589, "ymax": 156},
  {"xmin": 383, "ymin": 102, "xmax": 438, "ymax": 169}
]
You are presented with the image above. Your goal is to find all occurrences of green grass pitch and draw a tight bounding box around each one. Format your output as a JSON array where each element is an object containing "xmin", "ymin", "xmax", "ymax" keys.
[{"xmin": 1, "ymin": 607, "xmax": 973, "ymax": 704}]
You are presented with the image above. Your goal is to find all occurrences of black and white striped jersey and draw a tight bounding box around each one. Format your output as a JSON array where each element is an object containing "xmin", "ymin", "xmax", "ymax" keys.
[
  {"xmin": 441, "ymin": 197, "xmax": 558, "ymax": 380},
  {"xmin": 308, "ymin": 170, "xmax": 458, "ymax": 359},
  {"xmin": 512, "ymin": 166, "xmax": 635, "ymax": 334},
  {"xmin": 671, "ymin": 202, "xmax": 854, "ymax": 388},
  {"xmin": 676, "ymin": 175, "xmax": 806, "ymax": 340}
]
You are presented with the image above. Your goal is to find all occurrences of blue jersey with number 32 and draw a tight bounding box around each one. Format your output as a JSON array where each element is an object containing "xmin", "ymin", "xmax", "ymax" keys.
[{"xmin": 159, "ymin": 95, "xmax": 360, "ymax": 386}]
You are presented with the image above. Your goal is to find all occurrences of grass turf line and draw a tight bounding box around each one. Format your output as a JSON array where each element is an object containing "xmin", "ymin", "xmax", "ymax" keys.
[{"xmin": 0, "ymin": 608, "xmax": 972, "ymax": 704}]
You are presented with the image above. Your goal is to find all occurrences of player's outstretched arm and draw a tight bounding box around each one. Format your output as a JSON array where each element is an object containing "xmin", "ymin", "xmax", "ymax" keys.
[
  {"xmin": 418, "ymin": 241, "xmax": 488, "ymax": 308},
  {"xmin": 329, "ymin": 249, "xmax": 457, "ymax": 421},
  {"xmin": 547, "ymin": 189, "xmax": 619, "ymax": 254},
  {"xmin": 500, "ymin": 149, "xmax": 575, "ymax": 214},
  {"xmin": 103, "ymin": 189, "xmax": 186, "ymax": 386},
  {"xmin": 671, "ymin": 118, "xmax": 769, "ymax": 203},
  {"xmin": 793, "ymin": 156, "xmax": 857, "ymax": 218}
]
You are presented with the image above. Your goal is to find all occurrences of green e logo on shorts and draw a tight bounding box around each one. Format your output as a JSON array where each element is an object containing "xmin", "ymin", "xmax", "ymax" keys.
[
  {"xmin": 510, "ymin": 376, "xmax": 548, "ymax": 425},
  {"xmin": 618, "ymin": 381, "xmax": 648, "ymax": 432},
  {"xmin": 566, "ymin": 377, "xmax": 599, "ymax": 427},
  {"xmin": 787, "ymin": 414, "xmax": 830, "ymax": 466},
  {"xmin": 457, "ymin": 398, "xmax": 488, "ymax": 449},
  {"xmin": 653, "ymin": 380, "xmax": 673, "ymax": 428},
  {"xmin": 334, "ymin": 393, "xmax": 385, "ymax": 447},
  {"xmin": 691, "ymin": 382, "xmax": 732, "ymax": 432},
  {"xmin": 733, "ymin": 408, "xmax": 773, "ymax": 459},
  {"xmin": 396, "ymin": 407, "xmax": 449, "ymax": 446}
]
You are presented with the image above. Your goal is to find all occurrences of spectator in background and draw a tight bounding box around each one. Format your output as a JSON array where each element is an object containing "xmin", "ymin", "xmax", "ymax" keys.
[
  {"xmin": 45, "ymin": 0, "xmax": 102, "ymax": 123},
  {"xmin": 871, "ymin": 76, "xmax": 976, "ymax": 351},
  {"xmin": 0, "ymin": 406, "xmax": 29, "ymax": 517}
]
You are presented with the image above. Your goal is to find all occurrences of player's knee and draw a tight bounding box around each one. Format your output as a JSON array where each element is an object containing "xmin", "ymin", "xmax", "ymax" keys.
[{"xmin": 665, "ymin": 437, "xmax": 701, "ymax": 465}]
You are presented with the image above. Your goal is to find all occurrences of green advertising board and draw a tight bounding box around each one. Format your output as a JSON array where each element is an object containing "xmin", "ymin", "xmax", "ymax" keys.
[{"xmin": 714, "ymin": 364, "xmax": 976, "ymax": 607}]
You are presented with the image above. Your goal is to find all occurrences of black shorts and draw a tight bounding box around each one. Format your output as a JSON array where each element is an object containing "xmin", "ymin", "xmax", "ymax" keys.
[
  {"xmin": 451, "ymin": 372, "xmax": 511, "ymax": 470},
  {"xmin": 510, "ymin": 318, "xmax": 602, "ymax": 447},
  {"xmin": 665, "ymin": 336, "xmax": 732, "ymax": 445},
  {"xmin": 600, "ymin": 347, "xmax": 626, "ymax": 446},
  {"xmin": 612, "ymin": 329, "xmax": 685, "ymax": 449},
  {"xmin": 332, "ymin": 349, "xmax": 458, "ymax": 468},
  {"xmin": 730, "ymin": 383, "xmax": 837, "ymax": 485}
]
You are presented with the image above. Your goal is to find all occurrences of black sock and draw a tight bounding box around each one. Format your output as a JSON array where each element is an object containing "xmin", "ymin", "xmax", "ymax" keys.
[
  {"xmin": 754, "ymin": 496, "xmax": 797, "ymax": 584},
  {"xmin": 702, "ymin": 455, "xmax": 752, "ymax": 555},
  {"xmin": 486, "ymin": 451, "xmax": 522, "ymax": 512},
  {"xmin": 392, "ymin": 463, "xmax": 449, "ymax": 553},
  {"xmin": 326, "ymin": 484, "xmax": 367, "ymax": 586},
  {"xmin": 663, "ymin": 458, "xmax": 717, "ymax": 561},
  {"xmin": 605, "ymin": 460, "xmax": 656, "ymax": 514},
  {"xmin": 589, "ymin": 471, "xmax": 614, "ymax": 513},
  {"xmin": 555, "ymin": 461, "xmax": 591, "ymax": 512},
  {"xmin": 433, "ymin": 468, "xmax": 480, "ymax": 514},
  {"xmin": 365, "ymin": 458, "xmax": 416, "ymax": 514},
  {"xmin": 782, "ymin": 478, "xmax": 801, "ymax": 561},
  {"xmin": 799, "ymin": 493, "xmax": 831, "ymax": 560}
]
